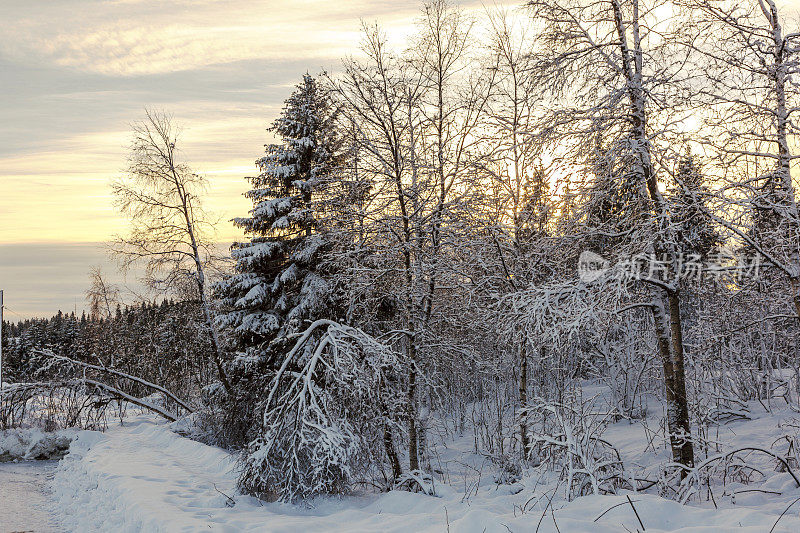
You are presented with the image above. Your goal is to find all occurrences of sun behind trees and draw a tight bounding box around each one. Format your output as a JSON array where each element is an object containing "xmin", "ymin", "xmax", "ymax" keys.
[
  {"xmin": 204, "ymin": 0, "xmax": 800, "ymax": 504},
  {"xmin": 171, "ymin": 0, "xmax": 800, "ymax": 503}
]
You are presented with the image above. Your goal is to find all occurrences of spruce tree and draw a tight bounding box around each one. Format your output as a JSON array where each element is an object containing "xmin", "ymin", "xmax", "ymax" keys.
[
  {"xmin": 668, "ymin": 155, "xmax": 721, "ymax": 261},
  {"xmin": 667, "ymin": 154, "xmax": 722, "ymax": 351},
  {"xmin": 212, "ymin": 74, "xmax": 342, "ymax": 447},
  {"xmin": 584, "ymin": 136, "xmax": 648, "ymax": 258}
]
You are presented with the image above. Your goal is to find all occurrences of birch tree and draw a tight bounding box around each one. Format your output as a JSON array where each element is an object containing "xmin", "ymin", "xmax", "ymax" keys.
[
  {"xmin": 333, "ymin": 24, "xmax": 426, "ymax": 474},
  {"xmin": 85, "ymin": 266, "xmax": 120, "ymax": 320},
  {"xmin": 688, "ymin": 0, "xmax": 800, "ymax": 318},
  {"xmin": 527, "ymin": 0, "xmax": 696, "ymax": 470},
  {"xmin": 112, "ymin": 109, "xmax": 230, "ymax": 393},
  {"xmin": 482, "ymin": 8, "xmax": 555, "ymax": 459},
  {"xmin": 333, "ymin": 2, "xmax": 493, "ymax": 473}
]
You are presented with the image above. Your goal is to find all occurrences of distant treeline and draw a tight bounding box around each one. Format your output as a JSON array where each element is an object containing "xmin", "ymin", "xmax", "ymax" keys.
[{"xmin": 1, "ymin": 300, "xmax": 215, "ymax": 396}]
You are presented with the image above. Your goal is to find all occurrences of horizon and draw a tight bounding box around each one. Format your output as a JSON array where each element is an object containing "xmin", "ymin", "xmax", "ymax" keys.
[{"xmin": 0, "ymin": 0, "xmax": 514, "ymax": 319}]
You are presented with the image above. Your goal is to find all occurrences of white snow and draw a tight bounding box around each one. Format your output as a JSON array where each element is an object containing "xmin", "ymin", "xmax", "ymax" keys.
[
  {"xmin": 0, "ymin": 427, "xmax": 76, "ymax": 461},
  {"xmin": 48, "ymin": 412, "xmax": 800, "ymax": 532},
  {"xmin": 0, "ymin": 460, "xmax": 62, "ymax": 532}
]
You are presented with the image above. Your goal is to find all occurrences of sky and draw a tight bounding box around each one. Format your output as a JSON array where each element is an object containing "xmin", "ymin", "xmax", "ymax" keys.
[{"xmin": 0, "ymin": 0, "xmax": 512, "ymax": 319}]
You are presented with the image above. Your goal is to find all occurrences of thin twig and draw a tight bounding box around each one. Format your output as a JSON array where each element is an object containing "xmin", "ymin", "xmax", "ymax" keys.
[
  {"xmin": 627, "ymin": 495, "xmax": 645, "ymax": 531},
  {"xmin": 770, "ymin": 496, "xmax": 800, "ymax": 533}
]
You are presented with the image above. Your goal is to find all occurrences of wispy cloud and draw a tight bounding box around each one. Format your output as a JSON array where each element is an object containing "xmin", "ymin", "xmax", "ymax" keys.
[
  {"xmin": 0, "ymin": 114, "xmax": 256, "ymax": 243},
  {"xmin": 0, "ymin": 242, "xmax": 145, "ymax": 319},
  {"xmin": 0, "ymin": 1, "xmax": 424, "ymax": 76},
  {"xmin": 0, "ymin": 0, "xmax": 518, "ymax": 317}
]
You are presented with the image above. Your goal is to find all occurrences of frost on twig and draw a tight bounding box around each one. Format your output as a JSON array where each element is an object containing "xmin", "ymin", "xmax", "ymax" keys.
[
  {"xmin": 673, "ymin": 447, "xmax": 800, "ymax": 504},
  {"xmin": 523, "ymin": 395, "xmax": 630, "ymax": 501}
]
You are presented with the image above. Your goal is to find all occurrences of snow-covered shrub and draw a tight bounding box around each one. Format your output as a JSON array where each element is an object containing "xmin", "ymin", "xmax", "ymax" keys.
[
  {"xmin": 239, "ymin": 320, "xmax": 401, "ymax": 503},
  {"xmin": 524, "ymin": 394, "xmax": 628, "ymax": 500},
  {"xmin": 585, "ymin": 317, "xmax": 655, "ymax": 421},
  {"xmin": 491, "ymin": 454, "xmax": 523, "ymax": 486},
  {"xmin": 1, "ymin": 382, "xmax": 40, "ymax": 429},
  {"xmin": 0, "ymin": 428, "xmax": 73, "ymax": 461},
  {"xmin": 775, "ymin": 418, "xmax": 800, "ymax": 472},
  {"xmin": 242, "ymin": 415, "xmax": 360, "ymax": 502},
  {"xmin": 672, "ymin": 446, "xmax": 800, "ymax": 504},
  {"xmin": 1, "ymin": 380, "xmax": 113, "ymax": 432},
  {"xmin": 394, "ymin": 470, "xmax": 436, "ymax": 496}
]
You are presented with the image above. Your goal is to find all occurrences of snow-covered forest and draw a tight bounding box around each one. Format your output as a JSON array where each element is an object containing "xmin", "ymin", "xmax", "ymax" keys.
[{"xmin": 7, "ymin": 0, "xmax": 800, "ymax": 530}]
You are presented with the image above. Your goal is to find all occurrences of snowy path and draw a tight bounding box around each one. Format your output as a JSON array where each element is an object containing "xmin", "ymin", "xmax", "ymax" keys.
[
  {"xmin": 50, "ymin": 417, "xmax": 800, "ymax": 532},
  {"xmin": 0, "ymin": 461, "xmax": 61, "ymax": 533},
  {"xmin": 52, "ymin": 419, "xmax": 250, "ymax": 532}
]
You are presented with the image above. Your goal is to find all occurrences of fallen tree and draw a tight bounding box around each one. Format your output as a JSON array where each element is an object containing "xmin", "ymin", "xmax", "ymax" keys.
[
  {"xmin": 4, "ymin": 349, "xmax": 198, "ymax": 425},
  {"xmin": 41, "ymin": 351, "xmax": 194, "ymax": 414}
]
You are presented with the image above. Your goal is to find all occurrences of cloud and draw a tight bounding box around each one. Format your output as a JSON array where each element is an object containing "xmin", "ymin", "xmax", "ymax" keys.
[
  {"xmin": 0, "ymin": 1, "xmax": 422, "ymax": 76},
  {"xmin": 1, "ymin": 0, "xmax": 511, "ymax": 76},
  {"xmin": 0, "ymin": 0, "xmax": 519, "ymax": 317},
  {"xmin": 0, "ymin": 242, "xmax": 125, "ymax": 319},
  {"xmin": 0, "ymin": 114, "xmax": 255, "ymax": 244}
]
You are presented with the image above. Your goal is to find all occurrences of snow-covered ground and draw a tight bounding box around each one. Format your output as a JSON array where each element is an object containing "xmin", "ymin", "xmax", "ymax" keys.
[
  {"xmin": 1, "ymin": 427, "xmax": 75, "ymax": 461},
  {"xmin": 0, "ymin": 460, "xmax": 62, "ymax": 532},
  {"xmin": 44, "ymin": 411, "xmax": 800, "ymax": 532}
]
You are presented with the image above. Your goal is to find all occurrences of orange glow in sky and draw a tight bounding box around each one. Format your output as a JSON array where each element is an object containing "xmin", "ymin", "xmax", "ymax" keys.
[{"xmin": 0, "ymin": 0, "xmax": 516, "ymax": 317}]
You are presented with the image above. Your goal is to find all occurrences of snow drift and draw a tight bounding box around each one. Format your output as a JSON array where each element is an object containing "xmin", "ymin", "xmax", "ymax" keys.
[
  {"xmin": 50, "ymin": 415, "xmax": 800, "ymax": 532},
  {"xmin": 0, "ymin": 427, "xmax": 77, "ymax": 461}
]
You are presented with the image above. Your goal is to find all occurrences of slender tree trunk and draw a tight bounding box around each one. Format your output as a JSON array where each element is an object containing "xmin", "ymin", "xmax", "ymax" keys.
[
  {"xmin": 379, "ymin": 374, "xmax": 402, "ymax": 481},
  {"xmin": 519, "ymin": 343, "xmax": 530, "ymax": 459},
  {"xmin": 179, "ymin": 186, "xmax": 231, "ymax": 395},
  {"xmin": 667, "ymin": 291, "xmax": 694, "ymax": 470},
  {"xmin": 651, "ymin": 298, "xmax": 681, "ymax": 466},
  {"xmin": 407, "ymin": 337, "xmax": 419, "ymax": 471},
  {"xmin": 199, "ymin": 288, "xmax": 231, "ymax": 394},
  {"xmin": 765, "ymin": 1, "xmax": 800, "ymax": 322},
  {"xmin": 612, "ymin": 0, "xmax": 694, "ymax": 471}
]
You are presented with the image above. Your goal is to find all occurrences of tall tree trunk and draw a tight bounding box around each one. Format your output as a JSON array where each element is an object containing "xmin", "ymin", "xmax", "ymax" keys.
[
  {"xmin": 612, "ymin": 0, "xmax": 694, "ymax": 470},
  {"xmin": 380, "ymin": 374, "xmax": 402, "ymax": 481},
  {"xmin": 650, "ymin": 298, "xmax": 679, "ymax": 465},
  {"xmin": 757, "ymin": 0, "xmax": 800, "ymax": 323},
  {"xmin": 667, "ymin": 291, "xmax": 694, "ymax": 470},
  {"xmin": 174, "ymin": 164, "xmax": 231, "ymax": 395},
  {"xmin": 519, "ymin": 343, "xmax": 530, "ymax": 459},
  {"xmin": 407, "ymin": 337, "xmax": 420, "ymax": 471}
]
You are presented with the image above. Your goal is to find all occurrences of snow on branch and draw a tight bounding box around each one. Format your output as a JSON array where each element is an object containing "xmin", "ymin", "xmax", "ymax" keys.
[
  {"xmin": 673, "ymin": 447, "xmax": 800, "ymax": 504},
  {"xmin": 35, "ymin": 349, "xmax": 194, "ymax": 422},
  {"xmin": 75, "ymin": 378, "xmax": 179, "ymax": 422},
  {"xmin": 523, "ymin": 395, "xmax": 631, "ymax": 501},
  {"xmin": 240, "ymin": 319, "xmax": 402, "ymax": 503},
  {"xmin": 39, "ymin": 350, "xmax": 194, "ymax": 414}
]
